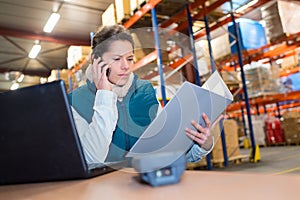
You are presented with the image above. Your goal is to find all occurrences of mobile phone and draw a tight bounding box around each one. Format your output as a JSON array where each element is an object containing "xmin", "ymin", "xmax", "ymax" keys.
[
  {"xmin": 94, "ymin": 55, "xmax": 110, "ymax": 78},
  {"xmin": 100, "ymin": 64, "xmax": 111, "ymax": 78},
  {"xmin": 106, "ymin": 68, "xmax": 111, "ymax": 78}
]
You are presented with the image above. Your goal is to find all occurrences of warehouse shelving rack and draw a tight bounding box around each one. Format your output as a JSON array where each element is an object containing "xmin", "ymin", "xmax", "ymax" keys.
[
  {"xmin": 120, "ymin": 0, "xmax": 273, "ymax": 168},
  {"xmin": 69, "ymin": 0, "xmax": 300, "ymax": 168}
]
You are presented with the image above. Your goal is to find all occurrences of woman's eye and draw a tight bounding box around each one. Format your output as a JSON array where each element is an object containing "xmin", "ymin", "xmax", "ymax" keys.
[
  {"xmin": 113, "ymin": 58, "xmax": 120, "ymax": 61},
  {"xmin": 128, "ymin": 58, "xmax": 134, "ymax": 61}
]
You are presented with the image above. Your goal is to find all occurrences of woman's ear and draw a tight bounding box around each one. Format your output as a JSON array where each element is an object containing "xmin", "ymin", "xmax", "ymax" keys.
[
  {"xmin": 88, "ymin": 53, "xmax": 94, "ymax": 64},
  {"xmin": 133, "ymin": 54, "xmax": 136, "ymax": 64},
  {"xmin": 87, "ymin": 53, "xmax": 93, "ymax": 64}
]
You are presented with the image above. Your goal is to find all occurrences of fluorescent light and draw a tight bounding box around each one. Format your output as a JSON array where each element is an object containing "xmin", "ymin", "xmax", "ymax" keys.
[
  {"xmin": 43, "ymin": 13, "xmax": 60, "ymax": 33},
  {"xmin": 40, "ymin": 77, "xmax": 48, "ymax": 84},
  {"xmin": 165, "ymin": 23, "xmax": 178, "ymax": 30},
  {"xmin": 10, "ymin": 82, "xmax": 19, "ymax": 90},
  {"xmin": 17, "ymin": 74, "xmax": 24, "ymax": 82},
  {"xmin": 236, "ymin": 0, "xmax": 259, "ymax": 13},
  {"xmin": 28, "ymin": 44, "xmax": 41, "ymax": 59}
]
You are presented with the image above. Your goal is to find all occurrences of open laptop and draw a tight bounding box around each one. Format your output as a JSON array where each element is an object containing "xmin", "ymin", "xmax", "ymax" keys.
[{"xmin": 0, "ymin": 80, "xmax": 125, "ymax": 185}]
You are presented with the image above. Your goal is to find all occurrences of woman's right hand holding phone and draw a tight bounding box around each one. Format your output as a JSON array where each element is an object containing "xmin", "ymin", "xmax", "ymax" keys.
[{"xmin": 92, "ymin": 56, "xmax": 111, "ymax": 91}]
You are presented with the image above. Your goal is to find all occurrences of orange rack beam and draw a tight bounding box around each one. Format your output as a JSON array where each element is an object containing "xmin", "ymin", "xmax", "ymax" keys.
[{"xmin": 123, "ymin": 0, "xmax": 162, "ymax": 29}]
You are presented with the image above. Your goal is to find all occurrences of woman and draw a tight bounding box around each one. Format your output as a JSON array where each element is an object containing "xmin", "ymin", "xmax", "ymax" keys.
[{"xmin": 69, "ymin": 25, "xmax": 216, "ymax": 164}]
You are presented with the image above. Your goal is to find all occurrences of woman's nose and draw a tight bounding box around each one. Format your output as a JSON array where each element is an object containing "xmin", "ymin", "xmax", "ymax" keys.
[{"xmin": 120, "ymin": 58, "xmax": 130, "ymax": 70}]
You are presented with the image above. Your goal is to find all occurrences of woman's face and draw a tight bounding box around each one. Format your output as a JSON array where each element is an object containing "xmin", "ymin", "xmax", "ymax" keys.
[{"xmin": 101, "ymin": 40, "xmax": 134, "ymax": 86}]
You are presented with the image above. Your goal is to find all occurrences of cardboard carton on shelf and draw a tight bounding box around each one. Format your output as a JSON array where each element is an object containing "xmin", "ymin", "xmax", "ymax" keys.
[
  {"xmin": 102, "ymin": 3, "xmax": 117, "ymax": 26},
  {"xmin": 261, "ymin": 0, "xmax": 300, "ymax": 42},
  {"xmin": 221, "ymin": 71, "xmax": 240, "ymax": 85},
  {"xmin": 195, "ymin": 33, "xmax": 231, "ymax": 64},
  {"xmin": 48, "ymin": 69, "xmax": 79, "ymax": 93},
  {"xmin": 115, "ymin": 0, "xmax": 131, "ymax": 23},
  {"xmin": 240, "ymin": 61, "xmax": 284, "ymax": 98},
  {"xmin": 280, "ymin": 54, "xmax": 299, "ymax": 70}
]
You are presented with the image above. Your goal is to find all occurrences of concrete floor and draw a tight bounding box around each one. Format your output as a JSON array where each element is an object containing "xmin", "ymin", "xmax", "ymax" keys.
[{"xmin": 211, "ymin": 146, "xmax": 300, "ymax": 175}]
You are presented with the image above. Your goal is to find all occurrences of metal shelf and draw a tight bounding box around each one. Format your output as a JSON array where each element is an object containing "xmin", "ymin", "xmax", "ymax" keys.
[
  {"xmin": 226, "ymin": 90, "xmax": 300, "ymax": 116},
  {"xmin": 120, "ymin": 0, "xmax": 300, "ymax": 168}
]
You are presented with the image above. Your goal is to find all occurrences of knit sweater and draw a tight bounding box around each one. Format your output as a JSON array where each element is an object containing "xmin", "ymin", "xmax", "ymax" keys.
[{"xmin": 69, "ymin": 74, "xmax": 159, "ymax": 162}]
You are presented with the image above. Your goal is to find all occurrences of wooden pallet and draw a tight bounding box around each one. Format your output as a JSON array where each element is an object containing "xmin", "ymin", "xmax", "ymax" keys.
[
  {"xmin": 267, "ymin": 142, "xmax": 286, "ymax": 147},
  {"xmin": 186, "ymin": 159, "xmax": 207, "ymax": 170},
  {"xmin": 212, "ymin": 155, "xmax": 249, "ymax": 168},
  {"xmin": 187, "ymin": 154, "xmax": 250, "ymax": 169},
  {"xmin": 258, "ymin": 144, "xmax": 268, "ymax": 148},
  {"xmin": 285, "ymin": 142, "xmax": 300, "ymax": 146}
]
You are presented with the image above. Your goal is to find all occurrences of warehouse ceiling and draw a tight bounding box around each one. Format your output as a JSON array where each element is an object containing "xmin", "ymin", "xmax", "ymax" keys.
[
  {"xmin": 0, "ymin": 0, "xmax": 113, "ymax": 91},
  {"xmin": 0, "ymin": 0, "xmax": 265, "ymax": 92}
]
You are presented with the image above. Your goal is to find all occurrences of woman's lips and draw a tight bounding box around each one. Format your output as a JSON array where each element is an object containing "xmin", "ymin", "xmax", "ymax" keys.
[{"xmin": 118, "ymin": 74, "xmax": 129, "ymax": 77}]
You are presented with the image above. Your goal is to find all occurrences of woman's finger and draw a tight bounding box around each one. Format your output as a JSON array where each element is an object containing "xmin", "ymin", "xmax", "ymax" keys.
[
  {"xmin": 202, "ymin": 113, "xmax": 211, "ymax": 128},
  {"xmin": 212, "ymin": 114, "xmax": 224, "ymax": 128},
  {"xmin": 185, "ymin": 128, "xmax": 207, "ymax": 145},
  {"xmin": 191, "ymin": 120, "xmax": 206, "ymax": 134}
]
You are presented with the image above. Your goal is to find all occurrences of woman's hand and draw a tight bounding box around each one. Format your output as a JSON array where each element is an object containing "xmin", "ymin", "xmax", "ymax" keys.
[
  {"xmin": 92, "ymin": 56, "xmax": 111, "ymax": 91},
  {"xmin": 185, "ymin": 113, "xmax": 224, "ymax": 151}
]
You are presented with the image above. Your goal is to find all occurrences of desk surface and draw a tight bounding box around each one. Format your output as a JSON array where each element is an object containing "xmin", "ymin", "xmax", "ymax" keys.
[{"xmin": 0, "ymin": 170, "xmax": 299, "ymax": 200}]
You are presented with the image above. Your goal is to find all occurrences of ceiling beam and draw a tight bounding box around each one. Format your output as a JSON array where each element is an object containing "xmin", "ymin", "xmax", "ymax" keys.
[
  {"xmin": 0, "ymin": 67, "xmax": 50, "ymax": 77},
  {"xmin": 0, "ymin": 27, "xmax": 90, "ymax": 46}
]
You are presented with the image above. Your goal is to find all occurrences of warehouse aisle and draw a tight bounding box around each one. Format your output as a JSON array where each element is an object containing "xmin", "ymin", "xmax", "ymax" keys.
[{"xmin": 212, "ymin": 146, "xmax": 300, "ymax": 175}]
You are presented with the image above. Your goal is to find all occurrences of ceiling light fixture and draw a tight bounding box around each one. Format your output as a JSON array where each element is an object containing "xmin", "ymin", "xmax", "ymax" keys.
[
  {"xmin": 43, "ymin": 12, "xmax": 60, "ymax": 33},
  {"xmin": 10, "ymin": 81, "xmax": 19, "ymax": 90},
  {"xmin": 28, "ymin": 43, "xmax": 41, "ymax": 59},
  {"xmin": 236, "ymin": 0, "xmax": 259, "ymax": 13},
  {"xmin": 17, "ymin": 74, "xmax": 25, "ymax": 82}
]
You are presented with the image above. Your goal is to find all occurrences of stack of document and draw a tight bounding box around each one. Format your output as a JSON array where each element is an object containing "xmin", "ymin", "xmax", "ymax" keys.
[{"xmin": 127, "ymin": 71, "xmax": 233, "ymax": 158}]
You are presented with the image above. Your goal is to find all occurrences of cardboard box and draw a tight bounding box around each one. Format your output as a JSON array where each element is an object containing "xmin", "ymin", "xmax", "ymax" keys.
[
  {"xmin": 211, "ymin": 119, "xmax": 241, "ymax": 162},
  {"xmin": 241, "ymin": 62, "xmax": 284, "ymax": 97},
  {"xmin": 282, "ymin": 111, "xmax": 300, "ymax": 119},
  {"xmin": 102, "ymin": 3, "xmax": 116, "ymax": 26},
  {"xmin": 130, "ymin": 0, "xmax": 138, "ymax": 15},
  {"xmin": 211, "ymin": 33, "xmax": 231, "ymax": 60},
  {"xmin": 221, "ymin": 71, "xmax": 239, "ymax": 84},
  {"xmin": 261, "ymin": 0, "xmax": 300, "ymax": 42},
  {"xmin": 115, "ymin": 0, "xmax": 131, "ymax": 23},
  {"xmin": 281, "ymin": 111, "xmax": 300, "ymax": 144},
  {"xmin": 195, "ymin": 33, "xmax": 231, "ymax": 62}
]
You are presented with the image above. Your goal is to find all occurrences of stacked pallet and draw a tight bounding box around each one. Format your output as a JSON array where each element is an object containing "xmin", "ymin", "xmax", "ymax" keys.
[{"xmin": 243, "ymin": 62, "xmax": 284, "ymax": 98}]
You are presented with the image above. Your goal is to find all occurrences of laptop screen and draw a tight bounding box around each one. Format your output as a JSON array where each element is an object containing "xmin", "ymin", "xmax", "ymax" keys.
[{"xmin": 0, "ymin": 81, "xmax": 89, "ymax": 184}]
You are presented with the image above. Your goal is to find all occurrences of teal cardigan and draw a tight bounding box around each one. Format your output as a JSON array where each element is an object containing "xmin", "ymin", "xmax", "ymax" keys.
[{"xmin": 69, "ymin": 75, "xmax": 159, "ymax": 162}]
